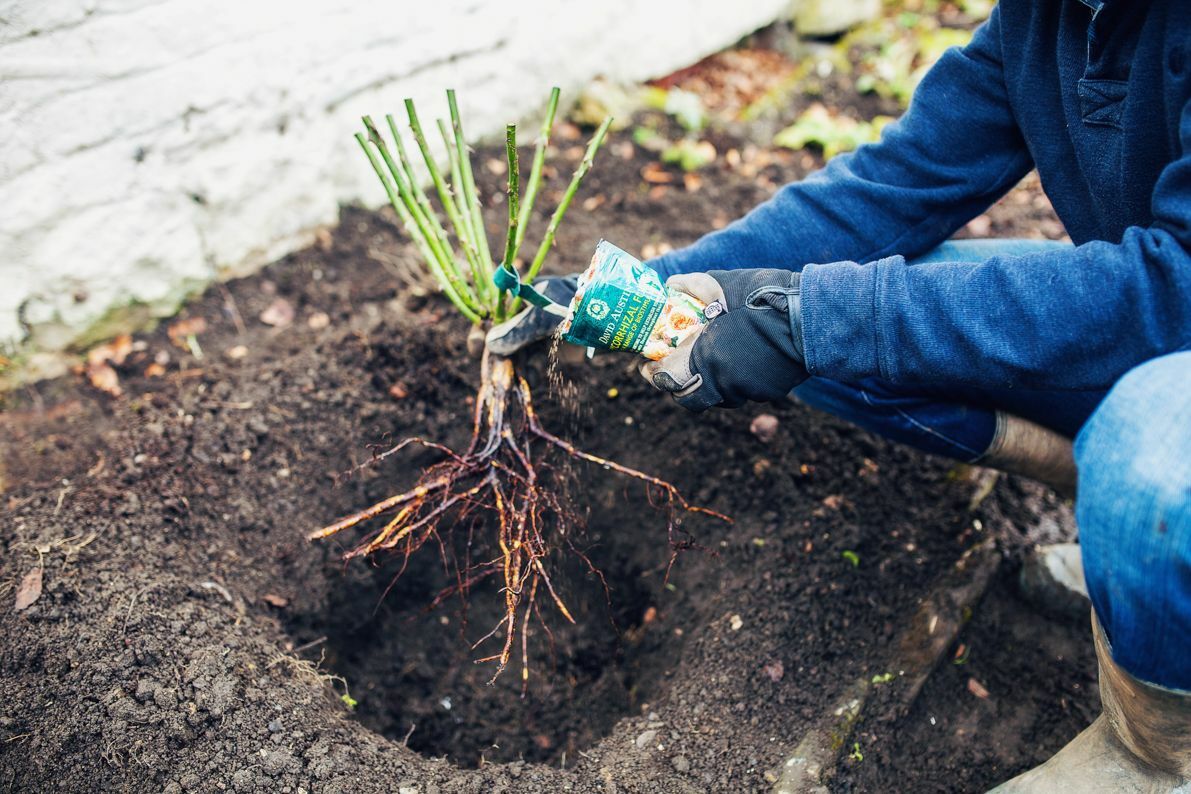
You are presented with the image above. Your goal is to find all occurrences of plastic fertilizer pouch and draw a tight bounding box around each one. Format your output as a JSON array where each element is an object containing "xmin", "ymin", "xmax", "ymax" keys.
[{"xmin": 559, "ymin": 240, "xmax": 711, "ymax": 360}]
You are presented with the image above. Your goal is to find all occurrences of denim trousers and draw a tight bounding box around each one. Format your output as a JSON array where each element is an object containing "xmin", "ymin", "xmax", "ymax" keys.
[{"xmin": 794, "ymin": 240, "xmax": 1191, "ymax": 689}]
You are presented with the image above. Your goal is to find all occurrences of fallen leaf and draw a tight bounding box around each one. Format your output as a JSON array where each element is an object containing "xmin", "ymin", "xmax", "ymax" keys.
[
  {"xmin": 641, "ymin": 162, "xmax": 674, "ymax": 184},
  {"xmin": 145, "ymin": 362, "xmax": 166, "ymax": 378},
  {"xmin": 967, "ymin": 678, "xmax": 991, "ymax": 699},
  {"xmin": 167, "ymin": 317, "xmax": 207, "ymax": 350},
  {"xmin": 262, "ymin": 593, "xmax": 289, "ymax": 608},
  {"xmin": 14, "ymin": 567, "xmax": 42, "ymax": 611},
  {"xmin": 260, "ymin": 298, "xmax": 294, "ymax": 328},
  {"xmin": 86, "ymin": 362, "xmax": 122, "ymax": 397},
  {"xmin": 762, "ymin": 660, "xmax": 785, "ymax": 682},
  {"xmin": 84, "ymin": 335, "xmax": 134, "ymax": 396}
]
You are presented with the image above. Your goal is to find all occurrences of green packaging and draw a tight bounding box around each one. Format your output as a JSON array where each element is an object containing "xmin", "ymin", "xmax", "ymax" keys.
[{"xmin": 559, "ymin": 241, "xmax": 708, "ymax": 360}]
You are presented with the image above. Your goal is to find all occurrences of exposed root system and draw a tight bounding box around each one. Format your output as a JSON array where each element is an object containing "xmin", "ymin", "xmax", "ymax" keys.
[{"xmin": 309, "ymin": 351, "xmax": 727, "ymax": 685}]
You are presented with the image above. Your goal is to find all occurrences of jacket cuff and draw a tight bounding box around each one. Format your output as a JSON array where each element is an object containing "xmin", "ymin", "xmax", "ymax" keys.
[{"xmin": 800, "ymin": 256, "xmax": 903, "ymax": 381}]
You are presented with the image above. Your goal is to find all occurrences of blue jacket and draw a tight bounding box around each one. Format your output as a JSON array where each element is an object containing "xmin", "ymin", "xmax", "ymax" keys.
[{"xmin": 651, "ymin": 0, "xmax": 1190, "ymax": 392}]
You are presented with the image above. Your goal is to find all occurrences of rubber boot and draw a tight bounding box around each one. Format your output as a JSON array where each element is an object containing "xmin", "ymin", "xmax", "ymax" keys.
[
  {"xmin": 976, "ymin": 412, "xmax": 1077, "ymax": 498},
  {"xmin": 990, "ymin": 614, "xmax": 1191, "ymax": 793}
]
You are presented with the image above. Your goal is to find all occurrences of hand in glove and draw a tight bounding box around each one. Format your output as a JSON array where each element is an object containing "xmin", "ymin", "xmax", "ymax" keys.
[
  {"xmin": 484, "ymin": 276, "xmax": 578, "ymax": 355},
  {"xmin": 640, "ymin": 269, "xmax": 809, "ymax": 411}
]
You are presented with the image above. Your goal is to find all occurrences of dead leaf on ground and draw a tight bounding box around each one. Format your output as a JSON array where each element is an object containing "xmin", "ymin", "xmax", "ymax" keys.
[
  {"xmin": 262, "ymin": 593, "xmax": 289, "ymax": 608},
  {"xmin": 84, "ymin": 334, "xmax": 134, "ymax": 396},
  {"xmin": 167, "ymin": 317, "xmax": 207, "ymax": 350},
  {"xmin": 14, "ymin": 567, "xmax": 43, "ymax": 611},
  {"xmin": 641, "ymin": 162, "xmax": 674, "ymax": 184},
  {"xmin": 260, "ymin": 298, "xmax": 295, "ymax": 328},
  {"xmin": 967, "ymin": 677, "xmax": 991, "ymax": 699}
]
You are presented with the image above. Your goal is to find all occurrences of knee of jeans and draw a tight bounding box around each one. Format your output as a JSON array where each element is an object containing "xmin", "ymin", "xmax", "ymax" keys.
[
  {"xmin": 1075, "ymin": 353, "xmax": 1191, "ymax": 508},
  {"xmin": 1074, "ymin": 355, "xmax": 1191, "ymax": 649}
]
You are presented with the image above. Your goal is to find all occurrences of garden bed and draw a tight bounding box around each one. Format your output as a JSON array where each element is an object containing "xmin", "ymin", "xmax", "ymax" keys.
[{"xmin": 2, "ymin": 110, "xmax": 1095, "ymax": 792}]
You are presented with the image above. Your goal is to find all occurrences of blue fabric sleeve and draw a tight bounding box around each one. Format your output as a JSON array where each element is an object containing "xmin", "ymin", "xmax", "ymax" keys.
[
  {"xmin": 801, "ymin": 104, "xmax": 1191, "ymax": 390},
  {"xmin": 649, "ymin": 6, "xmax": 1032, "ymax": 280}
]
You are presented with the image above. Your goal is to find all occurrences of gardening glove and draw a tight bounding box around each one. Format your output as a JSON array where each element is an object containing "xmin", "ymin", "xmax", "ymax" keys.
[
  {"xmin": 640, "ymin": 269, "xmax": 808, "ymax": 412},
  {"xmin": 485, "ymin": 275, "xmax": 577, "ymax": 355}
]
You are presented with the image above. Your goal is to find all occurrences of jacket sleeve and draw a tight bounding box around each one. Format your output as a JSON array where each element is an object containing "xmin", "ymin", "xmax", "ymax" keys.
[
  {"xmin": 649, "ymin": 6, "xmax": 1032, "ymax": 281},
  {"xmin": 801, "ymin": 96, "xmax": 1191, "ymax": 392}
]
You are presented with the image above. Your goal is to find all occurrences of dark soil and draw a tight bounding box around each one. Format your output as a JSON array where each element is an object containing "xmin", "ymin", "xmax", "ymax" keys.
[{"xmin": 2, "ymin": 107, "xmax": 1091, "ymax": 793}]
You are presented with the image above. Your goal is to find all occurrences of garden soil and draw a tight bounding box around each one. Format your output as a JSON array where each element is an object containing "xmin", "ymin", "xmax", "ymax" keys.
[{"xmin": 1, "ymin": 122, "xmax": 1095, "ymax": 793}]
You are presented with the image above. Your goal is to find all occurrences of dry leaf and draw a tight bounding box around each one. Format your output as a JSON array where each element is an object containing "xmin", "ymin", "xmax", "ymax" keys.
[
  {"xmin": 14, "ymin": 567, "xmax": 43, "ymax": 611},
  {"xmin": 822, "ymin": 494, "xmax": 846, "ymax": 510},
  {"xmin": 262, "ymin": 593, "xmax": 289, "ymax": 608},
  {"xmin": 167, "ymin": 317, "xmax": 207, "ymax": 350},
  {"xmin": 84, "ymin": 334, "xmax": 134, "ymax": 396},
  {"xmin": 967, "ymin": 678, "xmax": 991, "ymax": 699},
  {"xmin": 641, "ymin": 162, "xmax": 674, "ymax": 184},
  {"xmin": 145, "ymin": 362, "xmax": 166, "ymax": 378},
  {"xmin": 86, "ymin": 362, "xmax": 122, "ymax": 396},
  {"xmin": 260, "ymin": 298, "xmax": 294, "ymax": 328}
]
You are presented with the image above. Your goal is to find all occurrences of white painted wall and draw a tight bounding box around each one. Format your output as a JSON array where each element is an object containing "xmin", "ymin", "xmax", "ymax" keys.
[{"xmin": 0, "ymin": 0, "xmax": 789, "ymax": 366}]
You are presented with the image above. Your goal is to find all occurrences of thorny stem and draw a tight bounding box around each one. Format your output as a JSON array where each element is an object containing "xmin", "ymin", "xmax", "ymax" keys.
[
  {"xmin": 368, "ymin": 116, "xmax": 467, "ymax": 307},
  {"xmin": 497, "ymin": 124, "xmax": 521, "ymax": 322},
  {"xmin": 354, "ymin": 131, "xmax": 482, "ymax": 323},
  {"xmin": 516, "ymin": 116, "xmax": 614, "ymax": 312},
  {"xmin": 310, "ymin": 352, "xmax": 727, "ymax": 685},
  {"xmin": 513, "ymin": 86, "xmax": 560, "ymax": 255},
  {"xmin": 447, "ymin": 90, "xmax": 496, "ymax": 306},
  {"xmin": 403, "ymin": 101, "xmax": 487, "ymax": 298}
]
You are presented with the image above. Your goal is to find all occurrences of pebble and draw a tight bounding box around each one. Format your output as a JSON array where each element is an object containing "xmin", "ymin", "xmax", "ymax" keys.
[
  {"xmin": 672, "ymin": 755, "xmax": 691, "ymax": 773},
  {"xmin": 635, "ymin": 729, "xmax": 658, "ymax": 749},
  {"xmin": 268, "ymin": 719, "xmax": 284, "ymax": 733},
  {"xmin": 750, "ymin": 413, "xmax": 780, "ymax": 443}
]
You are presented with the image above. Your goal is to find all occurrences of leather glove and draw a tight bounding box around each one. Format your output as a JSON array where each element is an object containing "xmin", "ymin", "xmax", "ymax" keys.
[
  {"xmin": 484, "ymin": 276, "xmax": 577, "ymax": 355},
  {"xmin": 640, "ymin": 269, "xmax": 808, "ymax": 411}
]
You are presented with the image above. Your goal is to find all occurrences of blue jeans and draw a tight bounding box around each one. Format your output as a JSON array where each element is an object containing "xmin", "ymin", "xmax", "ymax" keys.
[
  {"xmin": 1077, "ymin": 352, "xmax": 1191, "ymax": 690},
  {"xmin": 793, "ymin": 240, "xmax": 1103, "ymax": 459},
  {"xmin": 795, "ymin": 240, "xmax": 1191, "ymax": 689}
]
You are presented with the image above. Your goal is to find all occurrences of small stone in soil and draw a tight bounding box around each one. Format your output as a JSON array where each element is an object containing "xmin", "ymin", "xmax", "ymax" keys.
[
  {"xmin": 636, "ymin": 729, "xmax": 658, "ymax": 749},
  {"xmin": 750, "ymin": 413, "xmax": 780, "ymax": 443},
  {"xmin": 672, "ymin": 755, "xmax": 691, "ymax": 773}
]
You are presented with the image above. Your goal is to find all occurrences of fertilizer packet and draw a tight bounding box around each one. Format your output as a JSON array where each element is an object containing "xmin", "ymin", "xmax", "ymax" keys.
[{"xmin": 558, "ymin": 241, "xmax": 710, "ymax": 360}]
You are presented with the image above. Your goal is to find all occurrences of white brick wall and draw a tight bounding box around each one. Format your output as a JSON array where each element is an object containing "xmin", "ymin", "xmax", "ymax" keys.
[{"xmin": 0, "ymin": 0, "xmax": 788, "ymax": 363}]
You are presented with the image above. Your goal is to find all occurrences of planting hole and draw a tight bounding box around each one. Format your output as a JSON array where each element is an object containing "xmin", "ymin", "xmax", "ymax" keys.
[{"xmin": 285, "ymin": 472, "xmax": 695, "ymax": 768}]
